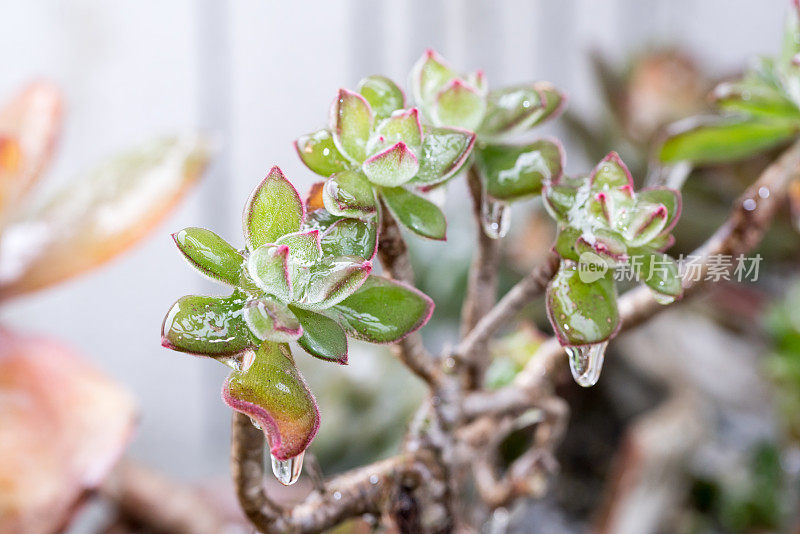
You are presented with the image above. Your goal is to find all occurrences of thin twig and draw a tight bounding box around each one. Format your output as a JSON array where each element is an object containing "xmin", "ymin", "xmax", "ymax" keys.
[
  {"xmin": 460, "ymin": 167, "xmax": 502, "ymax": 387},
  {"xmin": 455, "ymin": 252, "xmax": 559, "ymax": 361},
  {"xmin": 377, "ymin": 201, "xmax": 441, "ymax": 386}
]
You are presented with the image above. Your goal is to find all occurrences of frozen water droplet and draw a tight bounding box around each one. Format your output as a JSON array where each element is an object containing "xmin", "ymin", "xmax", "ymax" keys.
[
  {"xmin": 565, "ymin": 341, "xmax": 608, "ymax": 387},
  {"xmin": 248, "ymin": 417, "xmax": 262, "ymax": 430},
  {"xmin": 219, "ymin": 356, "xmax": 241, "ymax": 371},
  {"xmin": 270, "ymin": 451, "xmax": 304, "ymax": 486},
  {"xmin": 481, "ymin": 197, "xmax": 511, "ymax": 239},
  {"xmin": 653, "ymin": 292, "xmax": 675, "ymax": 305}
]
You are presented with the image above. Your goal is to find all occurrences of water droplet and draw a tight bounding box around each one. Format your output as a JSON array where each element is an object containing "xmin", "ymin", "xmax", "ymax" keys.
[
  {"xmin": 481, "ymin": 197, "xmax": 511, "ymax": 239},
  {"xmin": 653, "ymin": 292, "xmax": 675, "ymax": 305},
  {"xmin": 565, "ymin": 341, "xmax": 608, "ymax": 387},
  {"xmin": 333, "ymin": 491, "xmax": 342, "ymax": 500},
  {"xmin": 270, "ymin": 451, "xmax": 304, "ymax": 486},
  {"xmin": 743, "ymin": 198, "xmax": 757, "ymax": 211},
  {"xmin": 369, "ymin": 474, "xmax": 379, "ymax": 485},
  {"xmin": 219, "ymin": 356, "xmax": 241, "ymax": 371},
  {"xmin": 249, "ymin": 417, "xmax": 262, "ymax": 430}
]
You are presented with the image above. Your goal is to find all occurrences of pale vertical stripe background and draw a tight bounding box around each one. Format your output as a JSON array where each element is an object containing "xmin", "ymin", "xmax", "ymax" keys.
[{"xmin": 0, "ymin": 0, "xmax": 786, "ymax": 482}]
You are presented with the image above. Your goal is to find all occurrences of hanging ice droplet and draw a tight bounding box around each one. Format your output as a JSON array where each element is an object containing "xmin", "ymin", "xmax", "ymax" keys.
[
  {"xmin": 218, "ymin": 356, "xmax": 241, "ymax": 371},
  {"xmin": 270, "ymin": 451, "xmax": 304, "ymax": 486},
  {"xmin": 565, "ymin": 341, "xmax": 608, "ymax": 387},
  {"xmin": 652, "ymin": 292, "xmax": 675, "ymax": 305},
  {"xmin": 481, "ymin": 197, "xmax": 511, "ymax": 239}
]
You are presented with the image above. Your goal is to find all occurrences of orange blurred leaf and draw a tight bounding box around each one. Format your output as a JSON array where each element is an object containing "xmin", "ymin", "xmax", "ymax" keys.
[
  {"xmin": 0, "ymin": 135, "xmax": 209, "ymax": 300},
  {"xmin": 0, "ymin": 328, "xmax": 137, "ymax": 534},
  {"xmin": 0, "ymin": 82, "xmax": 63, "ymax": 225}
]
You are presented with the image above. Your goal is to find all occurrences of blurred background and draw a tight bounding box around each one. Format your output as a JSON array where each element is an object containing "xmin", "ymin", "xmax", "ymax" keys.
[{"xmin": 1, "ymin": 1, "xmax": 796, "ymax": 532}]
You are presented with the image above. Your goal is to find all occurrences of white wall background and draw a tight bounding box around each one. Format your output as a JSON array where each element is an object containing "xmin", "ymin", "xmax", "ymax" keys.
[{"xmin": 0, "ymin": 0, "xmax": 787, "ymax": 481}]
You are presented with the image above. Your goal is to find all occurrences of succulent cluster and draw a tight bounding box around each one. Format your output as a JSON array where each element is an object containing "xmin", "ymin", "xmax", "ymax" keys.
[
  {"xmin": 412, "ymin": 50, "xmax": 565, "ymax": 205},
  {"xmin": 660, "ymin": 3, "xmax": 800, "ymax": 164},
  {"xmin": 543, "ymin": 152, "xmax": 682, "ymax": 346},
  {"xmin": 162, "ymin": 167, "xmax": 433, "ymax": 460}
]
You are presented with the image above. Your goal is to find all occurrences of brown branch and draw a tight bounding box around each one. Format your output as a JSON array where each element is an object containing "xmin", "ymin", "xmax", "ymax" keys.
[
  {"xmin": 100, "ymin": 460, "xmax": 227, "ymax": 534},
  {"xmin": 460, "ymin": 167, "xmax": 502, "ymax": 387},
  {"xmin": 464, "ymin": 138, "xmax": 800, "ymax": 419},
  {"xmin": 455, "ymin": 251, "xmax": 559, "ymax": 361},
  {"xmin": 377, "ymin": 201, "xmax": 441, "ymax": 386}
]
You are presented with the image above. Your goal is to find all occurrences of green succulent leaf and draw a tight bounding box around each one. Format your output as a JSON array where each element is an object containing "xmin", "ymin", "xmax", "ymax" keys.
[
  {"xmin": 290, "ymin": 305, "xmax": 348, "ymax": 364},
  {"xmin": 543, "ymin": 183, "xmax": 578, "ymax": 223},
  {"xmin": 410, "ymin": 126, "xmax": 476, "ymax": 186},
  {"xmin": 620, "ymin": 201, "xmax": 669, "ymax": 247},
  {"xmin": 434, "ymin": 80, "xmax": 487, "ymax": 131},
  {"xmin": 244, "ymin": 166, "xmax": 304, "ymax": 250},
  {"xmin": 275, "ymin": 229, "xmax": 323, "ymax": 265},
  {"xmin": 329, "ymin": 275, "xmax": 434, "ymax": 344},
  {"xmin": 546, "ymin": 263, "xmax": 619, "ymax": 346},
  {"xmin": 162, "ymin": 293, "xmax": 255, "ymax": 357},
  {"xmin": 534, "ymin": 82, "xmax": 566, "ymax": 123},
  {"xmin": 574, "ymin": 229, "xmax": 628, "ymax": 267},
  {"xmin": 634, "ymin": 249, "xmax": 682, "ymax": 300},
  {"xmin": 362, "ymin": 142, "xmax": 420, "ymax": 187},
  {"xmin": 554, "ymin": 226, "xmax": 582, "ymax": 262},
  {"xmin": 638, "ymin": 187, "xmax": 681, "ymax": 232},
  {"xmin": 358, "ymin": 75, "xmax": 405, "ymax": 120},
  {"xmin": 380, "ymin": 186, "xmax": 447, "ymax": 240},
  {"xmin": 479, "ymin": 84, "xmax": 548, "ymax": 137},
  {"xmin": 412, "ymin": 49, "xmax": 457, "ymax": 109},
  {"xmin": 295, "ymin": 129, "xmax": 350, "ymax": 177},
  {"xmin": 246, "ymin": 244, "xmax": 293, "ymax": 302},
  {"xmin": 370, "ymin": 108, "xmax": 423, "ymax": 153},
  {"xmin": 173, "ymin": 227, "xmax": 243, "ymax": 286},
  {"xmin": 330, "ymin": 89, "xmax": 374, "ymax": 163},
  {"xmin": 292, "ymin": 256, "xmax": 372, "ymax": 310},
  {"xmin": 322, "ymin": 169, "xmax": 377, "ymax": 218},
  {"xmin": 714, "ymin": 79, "xmax": 800, "ymax": 119},
  {"xmin": 223, "ymin": 342, "xmax": 319, "ymax": 460},
  {"xmin": 475, "ymin": 139, "xmax": 564, "ymax": 201},
  {"xmin": 243, "ymin": 297, "xmax": 303, "ymax": 342},
  {"xmin": 320, "ymin": 217, "xmax": 378, "ymax": 259},
  {"xmin": 590, "ymin": 151, "xmax": 634, "ymax": 189},
  {"xmin": 659, "ymin": 116, "xmax": 798, "ymax": 164}
]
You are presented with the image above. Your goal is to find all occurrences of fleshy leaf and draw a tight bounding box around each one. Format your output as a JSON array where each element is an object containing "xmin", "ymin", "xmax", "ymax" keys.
[
  {"xmin": 533, "ymin": 81, "xmax": 566, "ymax": 124},
  {"xmin": 635, "ymin": 249, "xmax": 682, "ymax": 299},
  {"xmin": 294, "ymin": 129, "xmax": 350, "ymax": 177},
  {"xmin": 329, "ymin": 275, "xmax": 434, "ymax": 343},
  {"xmin": 246, "ymin": 245, "xmax": 293, "ymax": 301},
  {"xmin": 322, "ymin": 169, "xmax": 377, "ymax": 218},
  {"xmin": 358, "ymin": 75, "xmax": 406, "ymax": 120},
  {"xmin": 659, "ymin": 116, "xmax": 798, "ymax": 164},
  {"xmin": 475, "ymin": 139, "xmax": 564, "ymax": 201},
  {"xmin": 275, "ymin": 229, "xmax": 323, "ymax": 265},
  {"xmin": 0, "ymin": 82, "xmax": 62, "ymax": 225},
  {"xmin": 223, "ymin": 342, "xmax": 319, "ymax": 460},
  {"xmin": 621, "ymin": 201, "xmax": 669, "ymax": 246},
  {"xmin": 411, "ymin": 49, "xmax": 457, "ymax": 108},
  {"xmin": 321, "ymin": 217, "xmax": 378, "ymax": 260},
  {"xmin": 244, "ymin": 166, "xmax": 304, "ymax": 250},
  {"xmin": 293, "ymin": 256, "xmax": 372, "ymax": 310},
  {"xmin": 173, "ymin": 227, "xmax": 243, "ymax": 286},
  {"xmin": 330, "ymin": 89, "xmax": 373, "ymax": 163},
  {"xmin": 380, "ymin": 186, "xmax": 447, "ymax": 240},
  {"xmin": 290, "ymin": 306, "xmax": 348, "ymax": 364},
  {"xmin": 434, "ymin": 80, "xmax": 487, "ymax": 131},
  {"xmin": 638, "ymin": 187, "xmax": 681, "ymax": 233},
  {"xmin": 575, "ymin": 230, "xmax": 628, "ymax": 267},
  {"xmin": 543, "ymin": 184, "xmax": 578, "ymax": 223},
  {"xmin": 554, "ymin": 226, "xmax": 582, "ymax": 262},
  {"xmin": 479, "ymin": 84, "xmax": 548, "ymax": 137},
  {"xmin": 243, "ymin": 297, "xmax": 302, "ymax": 343},
  {"xmin": 369, "ymin": 108, "xmax": 423, "ymax": 154},
  {"xmin": 714, "ymin": 79, "xmax": 800, "ymax": 119},
  {"xmin": 362, "ymin": 142, "xmax": 419, "ymax": 187},
  {"xmin": 590, "ymin": 152, "xmax": 634, "ymax": 189},
  {"xmin": 546, "ymin": 263, "xmax": 619, "ymax": 346},
  {"xmin": 410, "ymin": 126, "xmax": 475, "ymax": 186},
  {"xmin": 161, "ymin": 293, "xmax": 255, "ymax": 357},
  {"xmin": 0, "ymin": 135, "xmax": 209, "ymax": 300}
]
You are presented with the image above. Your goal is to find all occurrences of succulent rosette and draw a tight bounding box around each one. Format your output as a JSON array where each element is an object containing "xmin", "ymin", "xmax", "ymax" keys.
[
  {"xmin": 660, "ymin": 3, "xmax": 800, "ymax": 164},
  {"xmin": 410, "ymin": 49, "xmax": 566, "ymax": 206},
  {"xmin": 295, "ymin": 75, "xmax": 476, "ymax": 240},
  {"xmin": 161, "ymin": 167, "xmax": 434, "ymax": 460},
  {"xmin": 543, "ymin": 152, "xmax": 682, "ymax": 347}
]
